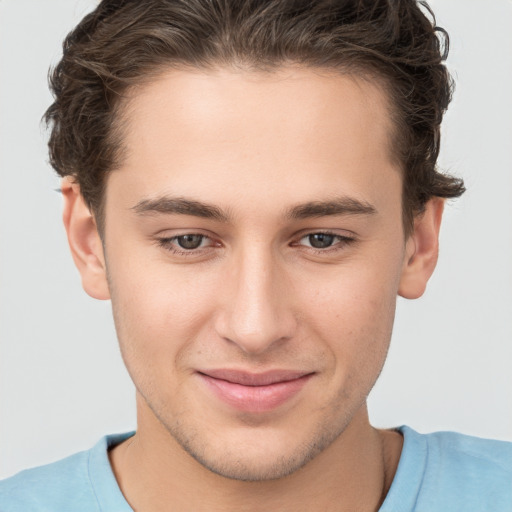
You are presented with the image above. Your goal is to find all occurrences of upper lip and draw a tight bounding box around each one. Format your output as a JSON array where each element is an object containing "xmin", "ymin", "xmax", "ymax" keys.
[{"xmin": 198, "ymin": 369, "xmax": 313, "ymax": 386}]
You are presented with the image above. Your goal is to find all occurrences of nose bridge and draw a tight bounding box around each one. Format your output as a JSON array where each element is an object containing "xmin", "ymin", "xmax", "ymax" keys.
[{"xmin": 216, "ymin": 241, "xmax": 295, "ymax": 354}]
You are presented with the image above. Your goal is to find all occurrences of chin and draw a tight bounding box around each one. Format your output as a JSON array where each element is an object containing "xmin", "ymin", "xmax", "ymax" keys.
[
  {"xmin": 179, "ymin": 444, "xmax": 318, "ymax": 482},
  {"xmin": 165, "ymin": 415, "xmax": 349, "ymax": 482}
]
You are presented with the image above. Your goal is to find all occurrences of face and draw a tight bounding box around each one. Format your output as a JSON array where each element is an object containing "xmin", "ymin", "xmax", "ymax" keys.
[{"xmin": 77, "ymin": 67, "xmax": 427, "ymax": 481}]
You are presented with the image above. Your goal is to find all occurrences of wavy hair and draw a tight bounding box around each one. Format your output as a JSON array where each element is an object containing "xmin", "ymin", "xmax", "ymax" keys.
[{"xmin": 45, "ymin": 0, "xmax": 465, "ymax": 234}]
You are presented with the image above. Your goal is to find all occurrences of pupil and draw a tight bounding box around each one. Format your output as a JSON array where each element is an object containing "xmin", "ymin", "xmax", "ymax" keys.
[
  {"xmin": 177, "ymin": 235, "xmax": 203, "ymax": 249},
  {"xmin": 309, "ymin": 233, "xmax": 334, "ymax": 249}
]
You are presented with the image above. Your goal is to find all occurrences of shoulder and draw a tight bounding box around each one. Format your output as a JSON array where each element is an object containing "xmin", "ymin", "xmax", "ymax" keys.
[
  {"xmin": 0, "ymin": 432, "xmax": 133, "ymax": 512},
  {"xmin": 424, "ymin": 428, "xmax": 512, "ymax": 471},
  {"xmin": 423, "ymin": 429, "xmax": 512, "ymax": 492},
  {"xmin": 389, "ymin": 426, "xmax": 512, "ymax": 512},
  {"xmin": 0, "ymin": 449, "xmax": 96, "ymax": 512}
]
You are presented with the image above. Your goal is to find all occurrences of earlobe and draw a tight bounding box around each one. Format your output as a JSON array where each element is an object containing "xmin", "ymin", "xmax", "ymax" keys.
[
  {"xmin": 398, "ymin": 198, "xmax": 444, "ymax": 300},
  {"xmin": 61, "ymin": 178, "xmax": 110, "ymax": 300}
]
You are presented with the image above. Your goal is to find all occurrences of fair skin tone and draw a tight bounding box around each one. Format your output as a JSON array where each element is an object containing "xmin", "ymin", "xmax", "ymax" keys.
[{"xmin": 62, "ymin": 67, "xmax": 443, "ymax": 512}]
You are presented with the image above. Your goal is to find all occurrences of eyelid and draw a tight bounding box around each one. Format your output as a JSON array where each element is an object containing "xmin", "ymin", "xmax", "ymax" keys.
[
  {"xmin": 154, "ymin": 229, "xmax": 356, "ymax": 258},
  {"xmin": 292, "ymin": 229, "xmax": 357, "ymax": 252},
  {"xmin": 295, "ymin": 229, "xmax": 356, "ymax": 242},
  {"xmin": 156, "ymin": 232, "xmax": 221, "ymax": 257}
]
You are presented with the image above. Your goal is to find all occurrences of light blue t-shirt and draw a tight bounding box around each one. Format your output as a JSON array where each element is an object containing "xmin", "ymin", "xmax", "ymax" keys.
[{"xmin": 1, "ymin": 426, "xmax": 511, "ymax": 511}]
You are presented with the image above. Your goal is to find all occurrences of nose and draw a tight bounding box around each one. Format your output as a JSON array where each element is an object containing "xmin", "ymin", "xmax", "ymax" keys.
[{"xmin": 214, "ymin": 246, "xmax": 297, "ymax": 355}]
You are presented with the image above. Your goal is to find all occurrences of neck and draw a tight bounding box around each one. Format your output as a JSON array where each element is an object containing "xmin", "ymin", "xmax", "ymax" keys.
[{"xmin": 109, "ymin": 399, "xmax": 402, "ymax": 512}]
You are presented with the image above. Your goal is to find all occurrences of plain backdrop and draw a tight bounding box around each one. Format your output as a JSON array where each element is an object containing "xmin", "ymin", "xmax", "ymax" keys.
[{"xmin": 1, "ymin": 0, "xmax": 511, "ymax": 479}]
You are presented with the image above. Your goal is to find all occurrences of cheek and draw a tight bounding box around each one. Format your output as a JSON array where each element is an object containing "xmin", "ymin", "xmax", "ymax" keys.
[
  {"xmin": 105, "ymin": 248, "xmax": 221, "ymax": 376},
  {"xmin": 300, "ymin": 254, "xmax": 401, "ymax": 380},
  {"xmin": 308, "ymin": 283, "xmax": 396, "ymax": 357},
  {"xmin": 303, "ymin": 248, "xmax": 400, "ymax": 321}
]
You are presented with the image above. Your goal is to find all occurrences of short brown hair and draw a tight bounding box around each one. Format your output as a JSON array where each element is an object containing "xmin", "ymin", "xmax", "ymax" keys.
[{"xmin": 45, "ymin": 0, "xmax": 465, "ymax": 234}]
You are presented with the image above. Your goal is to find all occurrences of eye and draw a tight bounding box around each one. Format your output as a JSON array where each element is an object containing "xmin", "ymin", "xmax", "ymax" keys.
[
  {"xmin": 304, "ymin": 233, "xmax": 336, "ymax": 249},
  {"xmin": 157, "ymin": 233, "xmax": 216, "ymax": 254},
  {"xmin": 296, "ymin": 232, "xmax": 355, "ymax": 251},
  {"xmin": 175, "ymin": 234, "xmax": 206, "ymax": 250}
]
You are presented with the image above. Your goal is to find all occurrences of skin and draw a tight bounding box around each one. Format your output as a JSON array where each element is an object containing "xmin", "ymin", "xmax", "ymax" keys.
[{"xmin": 62, "ymin": 66, "xmax": 443, "ymax": 511}]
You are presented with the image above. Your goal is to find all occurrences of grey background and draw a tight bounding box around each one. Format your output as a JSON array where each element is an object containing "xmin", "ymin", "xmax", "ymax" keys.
[{"xmin": 1, "ymin": 0, "xmax": 511, "ymax": 478}]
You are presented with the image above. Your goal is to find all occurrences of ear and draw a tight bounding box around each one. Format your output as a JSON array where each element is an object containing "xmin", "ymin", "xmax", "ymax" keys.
[
  {"xmin": 398, "ymin": 198, "xmax": 444, "ymax": 299},
  {"xmin": 62, "ymin": 177, "xmax": 110, "ymax": 300}
]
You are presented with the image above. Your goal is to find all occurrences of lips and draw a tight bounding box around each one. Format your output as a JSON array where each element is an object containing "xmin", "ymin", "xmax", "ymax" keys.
[{"xmin": 197, "ymin": 369, "xmax": 313, "ymax": 413}]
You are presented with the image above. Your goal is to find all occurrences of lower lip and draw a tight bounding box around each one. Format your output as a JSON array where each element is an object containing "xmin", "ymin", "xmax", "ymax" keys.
[{"xmin": 198, "ymin": 373, "xmax": 313, "ymax": 413}]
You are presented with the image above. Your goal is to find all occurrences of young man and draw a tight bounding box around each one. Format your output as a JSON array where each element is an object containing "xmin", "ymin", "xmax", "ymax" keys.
[{"xmin": 1, "ymin": 0, "xmax": 511, "ymax": 510}]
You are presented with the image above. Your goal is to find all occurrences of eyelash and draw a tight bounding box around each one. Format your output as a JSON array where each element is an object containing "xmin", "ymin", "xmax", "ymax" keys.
[
  {"xmin": 157, "ymin": 234, "xmax": 216, "ymax": 257},
  {"xmin": 294, "ymin": 231, "xmax": 356, "ymax": 254},
  {"xmin": 156, "ymin": 231, "xmax": 356, "ymax": 257}
]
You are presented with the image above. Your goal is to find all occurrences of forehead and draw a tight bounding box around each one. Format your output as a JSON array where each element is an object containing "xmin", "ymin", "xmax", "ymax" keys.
[{"xmin": 108, "ymin": 66, "xmax": 400, "ymax": 218}]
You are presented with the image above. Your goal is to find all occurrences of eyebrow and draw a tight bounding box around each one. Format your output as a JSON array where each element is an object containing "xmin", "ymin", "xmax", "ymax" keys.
[
  {"xmin": 131, "ymin": 195, "xmax": 377, "ymax": 222},
  {"xmin": 286, "ymin": 197, "xmax": 377, "ymax": 219},
  {"xmin": 132, "ymin": 197, "xmax": 229, "ymax": 222}
]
